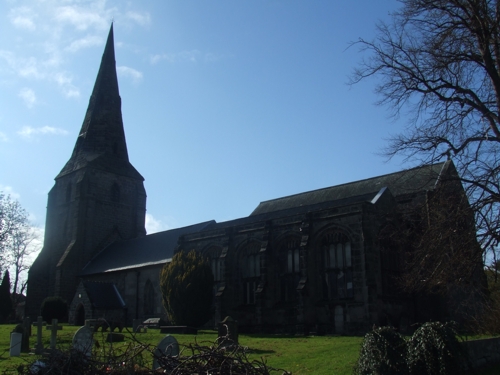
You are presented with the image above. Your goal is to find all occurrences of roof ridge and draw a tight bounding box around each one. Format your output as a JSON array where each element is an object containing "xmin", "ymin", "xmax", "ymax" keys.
[{"xmin": 255, "ymin": 161, "xmax": 446, "ymax": 206}]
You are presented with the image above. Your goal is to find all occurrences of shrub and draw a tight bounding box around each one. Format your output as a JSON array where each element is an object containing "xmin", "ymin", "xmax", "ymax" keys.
[
  {"xmin": 160, "ymin": 250, "xmax": 214, "ymax": 327},
  {"xmin": 407, "ymin": 321, "xmax": 464, "ymax": 375},
  {"xmin": 41, "ymin": 296, "xmax": 68, "ymax": 322},
  {"xmin": 354, "ymin": 326, "xmax": 408, "ymax": 375}
]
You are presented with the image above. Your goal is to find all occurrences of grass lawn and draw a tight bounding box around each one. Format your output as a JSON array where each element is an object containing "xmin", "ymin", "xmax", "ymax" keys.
[
  {"xmin": 0, "ymin": 324, "xmax": 498, "ymax": 374},
  {"xmin": 0, "ymin": 324, "xmax": 361, "ymax": 374}
]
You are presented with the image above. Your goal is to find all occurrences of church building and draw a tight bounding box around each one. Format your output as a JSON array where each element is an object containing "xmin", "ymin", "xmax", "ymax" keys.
[{"xmin": 25, "ymin": 25, "xmax": 481, "ymax": 334}]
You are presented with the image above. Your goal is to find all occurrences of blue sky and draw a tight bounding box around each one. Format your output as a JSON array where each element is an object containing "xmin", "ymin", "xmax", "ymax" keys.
[{"xmin": 1, "ymin": 0, "xmax": 408, "ymax": 239}]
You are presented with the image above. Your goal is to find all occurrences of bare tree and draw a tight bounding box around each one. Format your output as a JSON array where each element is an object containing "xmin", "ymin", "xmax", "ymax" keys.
[
  {"xmin": 0, "ymin": 193, "xmax": 29, "ymax": 272},
  {"xmin": 351, "ymin": 0, "xmax": 500, "ymax": 263},
  {"xmin": 6, "ymin": 226, "xmax": 40, "ymax": 299}
]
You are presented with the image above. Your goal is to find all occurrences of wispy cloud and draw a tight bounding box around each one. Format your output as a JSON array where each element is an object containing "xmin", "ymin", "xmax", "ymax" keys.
[
  {"xmin": 125, "ymin": 11, "xmax": 151, "ymax": 27},
  {"xmin": 53, "ymin": 5, "xmax": 110, "ymax": 31},
  {"xmin": 0, "ymin": 132, "xmax": 8, "ymax": 142},
  {"xmin": 0, "ymin": 185, "xmax": 21, "ymax": 200},
  {"xmin": 18, "ymin": 88, "xmax": 36, "ymax": 108},
  {"xmin": 9, "ymin": 7, "xmax": 37, "ymax": 31},
  {"xmin": 150, "ymin": 50, "xmax": 229, "ymax": 65},
  {"xmin": 17, "ymin": 126, "xmax": 69, "ymax": 139},
  {"xmin": 117, "ymin": 66, "xmax": 143, "ymax": 84},
  {"xmin": 66, "ymin": 35, "xmax": 103, "ymax": 53},
  {"xmin": 145, "ymin": 213, "xmax": 170, "ymax": 234},
  {"xmin": 1, "ymin": 1, "xmax": 151, "ymax": 100},
  {"xmin": 150, "ymin": 50, "xmax": 201, "ymax": 64}
]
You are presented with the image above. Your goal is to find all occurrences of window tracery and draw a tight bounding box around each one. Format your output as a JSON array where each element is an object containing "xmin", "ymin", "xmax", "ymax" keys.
[{"xmin": 321, "ymin": 230, "xmax": 353, "ymax": 300}]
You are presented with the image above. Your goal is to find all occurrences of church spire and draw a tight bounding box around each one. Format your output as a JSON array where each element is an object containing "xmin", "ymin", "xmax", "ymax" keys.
[{"xmin": 57, "ymin": 23, "xmax": 140, "ymax": 179}]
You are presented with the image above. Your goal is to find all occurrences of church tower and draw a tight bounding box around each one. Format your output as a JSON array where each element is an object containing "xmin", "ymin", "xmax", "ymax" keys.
[{"xmin": 25, "ymin": 25, "xmax": 146, "ymax": 319}]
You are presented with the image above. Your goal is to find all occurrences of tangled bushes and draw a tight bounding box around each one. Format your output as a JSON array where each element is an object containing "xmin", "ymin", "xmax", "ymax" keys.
[
  {"xmin": 18, "ymin": 334, "xmax": 290, "ymax": 375},
  {"xmin": 354, "ymin": 326, "xmax": 407, "ymax": 375},
  {"xmin": 354, "ymin": 322, "xmax": 466, "ymax": 375}
]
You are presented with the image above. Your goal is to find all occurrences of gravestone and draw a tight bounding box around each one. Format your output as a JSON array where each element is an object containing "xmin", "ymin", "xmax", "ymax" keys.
[
  {"xmin": 46, "ymin": 319, "xmax": 63, "ymax": 350},
  {"xmin": 22, "ymin": 317, "xmax": 31, "ymax": 352},
  {"xmin": 133, "ymin": 319, "xmax": 141, "ymax": 332},
  {"xmin": 73, "ymin": 325, "xmax": 93, "ymax": 357},
  {"xmin": 9, "ymin": 333, "xmax": 22, "ymax": 357},
  {"xmin": 153, "ymin": 335, "xmax": 179, "ymax": 370},
  {"xmin": 32, "ymin": 316, "xmax": 46, "ymax": 354},
  {"xmin": 218, "ymin": 316, "xmax": 238, "ymax": 346}
]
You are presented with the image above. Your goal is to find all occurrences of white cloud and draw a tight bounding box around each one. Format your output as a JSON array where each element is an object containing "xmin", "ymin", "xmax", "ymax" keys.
[
  {"xmin": 117, "ymin": 66, "xmax": 143, "ymax": 84},
  {"xmin": 17, "ymin": 126, "xmax": 69, "ymax": 139},
  {"xmin": 150, "ymin": 50, "xmax": 228, "ymax": 65},
  {"xmin": 66, "ymin": 35, "xmax": 103, "ymax": 53},
  {"xmin": 9, "ymin": 7, "xmax": 37, "ymax": 31},
  {"xmin": 18, "ymin": 88, "xmax": 36, "ymax": 108},
  {"xmin": 53, "ymin": 72, "xmax": 80, "ymax": 98},
  {"xmin": 125, "ymin": 11, "xmax": 151, "ymax": 27},
  {"xmin": 145, "ymin": 213, "xmax": 170, "ymax": 234},
  {"xmin": 150, "ymin": 50, "xmax": 201, "ymax": 64},
  {"xmin": 0, "ymin": 132, "xmax": 9, "ymax": 142},
  {"xmin": 53, "ymin": 5, "xmax": 110, "ymax": 31},
  {"xmin": 0, "ymin": 185, "xmax": 21, "ymax": 200}
]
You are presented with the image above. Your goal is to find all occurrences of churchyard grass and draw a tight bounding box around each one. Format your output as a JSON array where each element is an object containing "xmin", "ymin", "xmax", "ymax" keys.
[{"xmin": 0, "ymin": 324, "xmax": 497, "ymax": 374}]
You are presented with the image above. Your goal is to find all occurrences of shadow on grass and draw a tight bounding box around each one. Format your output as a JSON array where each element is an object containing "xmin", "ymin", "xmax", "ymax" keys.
[{"xmin": 248, "ymin": 348, "xmax": 276, "ymax": 355}]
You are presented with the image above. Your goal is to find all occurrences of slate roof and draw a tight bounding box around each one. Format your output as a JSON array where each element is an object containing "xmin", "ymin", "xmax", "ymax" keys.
[
  {"xmin": 83, "ymin": 281, "xmax": 126, "ymax": 309},
  {"xmin": 80, "ymin": 221, "xmax": 214, "ymax": 275},
  {"xmin": 202, "ymin": 189, "xmax": 386, "ymax": 231},
  {"xmin": 250, "ymin": 161, "xmax": 453, "ymax": 216}
]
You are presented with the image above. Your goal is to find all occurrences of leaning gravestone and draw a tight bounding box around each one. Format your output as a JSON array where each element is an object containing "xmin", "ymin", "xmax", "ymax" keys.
[
  {"xmin": 73, "ymin": 325, "xmax": 94, "ymax": 357},
  {"xmin": 9, "ymin": 332, "xmax": 22, "ymax": 357},
  {"xmin": 153, "ymin": 335, "xmax": 179, "ymax": 370}
]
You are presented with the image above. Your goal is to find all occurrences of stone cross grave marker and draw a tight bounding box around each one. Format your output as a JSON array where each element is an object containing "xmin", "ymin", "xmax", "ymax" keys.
[
  {"xmin": 73, "ymin": 325, "xmax": 94, "ymax": 357},
  {"xmin": 32, "ymin": 316, "xmax": 46, "ymax": 354},
  {"xmin": 153, "ymin": 335, "xmax": 179, "ymax": 370},
  {"xmin": 46, "ymin": 319, "xmax": 63, "ymax": 350}
]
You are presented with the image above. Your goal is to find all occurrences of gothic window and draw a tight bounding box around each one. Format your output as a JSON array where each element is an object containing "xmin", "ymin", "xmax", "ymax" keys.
[
  {"xmin": 204, "ymin": 246, "xmax": 224, "ymax": 282},
  {"xmin": 277, "ymin": 236, "xmax": 301, "ymax": 301},
  {"xmin": 239, "ymin": 242, "xmax": 261, "ymax": 305},
  {"xmin": 111, "ymin": 183, "xmax": 120, "ymax": 203},
  {"xmin": 321, "ymin": 230, "xmax": 353, "ymax": 300},
  {"xmin": 144, "ymin": 279, "xmax": 155, "ymax": 316}
]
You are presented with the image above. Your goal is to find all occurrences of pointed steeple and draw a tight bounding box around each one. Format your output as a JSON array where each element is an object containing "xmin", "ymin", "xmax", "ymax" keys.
[{"xmin": 58, "ymin": 24, "xmax": 142, "ymax": 179}]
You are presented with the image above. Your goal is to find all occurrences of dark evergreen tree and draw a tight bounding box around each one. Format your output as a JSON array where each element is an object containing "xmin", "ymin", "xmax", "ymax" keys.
[
  {"xmin": 0, "ymin": 270, "xmax": 12, "ymax": 321},
  {"xmin": 160, "ymin": 250, "xmax": 214, "ymax": 327}
]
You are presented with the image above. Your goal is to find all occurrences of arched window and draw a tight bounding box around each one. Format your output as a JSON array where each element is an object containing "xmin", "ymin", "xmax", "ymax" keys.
[
  {"xmin": 321, "ymin": 230, "xmax": 353, "ymax": 300},
  {"xmin": 144, "ymin": 280, "xmax": 155, "ymax": 316},
  {"xmin": 239, "ymin": 241, "xmax": 261, "ymax": 305},
  {"xmin": 111, "ymin": 183, "xmax": 120, "ymax": 203},
  {"xmin": 277, "ymin": 236, "xmax": 301, "ymax": 301},
  {"xmin": 204, "ymin": 246, "xmax": 224, "ymax": 282}
]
